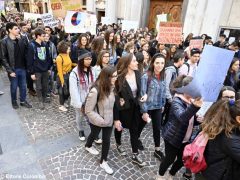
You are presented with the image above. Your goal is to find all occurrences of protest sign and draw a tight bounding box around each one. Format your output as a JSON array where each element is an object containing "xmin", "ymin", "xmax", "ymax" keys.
[
  {"xmin": 197, "ymin": 102, "xmax": 213, "ymax": 116},
  {"xmin": 156, "ymin": 14, "xmax": 167, "ymax": 32},
  {"xmin": 41, "ymin": 13, "xmax": 58, "ymax": 28},
  {"xmin": 51, "ymin": 0, "xmax": 81, "ymax": 18},
  {"xmin": 157, "ymin": 22, "xmax": 182, "ymax": 44},
  {"xmin": 65, "ymin": 11, "xmax": 97, "ymax": 35},
  {"xmin": 190, "ymin": 39, "xmax": 204, "ymax": 51},
  {"xmin": 122, "ymin": 20, "xmax": 139, "ymax": 32},
  {"xmin": 24, "ymin": 12, "xmax": 41, "ymax": 21},
  {"xmin": 0, "ymin": 0, "xmax": 4, "ymax": 11},
  {"xmin": 176, "ymin": 45, "xmax": 235, "ymax": 102}
]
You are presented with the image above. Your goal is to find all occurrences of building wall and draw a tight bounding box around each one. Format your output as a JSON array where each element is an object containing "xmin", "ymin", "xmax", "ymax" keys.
[{"xmin": 183, "ymin": 0, "xmax": 240, "ymax": 41}]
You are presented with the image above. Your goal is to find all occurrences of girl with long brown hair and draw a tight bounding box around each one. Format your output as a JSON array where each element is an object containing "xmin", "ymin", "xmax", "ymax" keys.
[
  {"xmin": 114, "ymin": 53, "xmax": 147, "ymax": 167},
  {"xmin": 104, "ymin": 30, "xmax": 117, "ymax": 66},
  {"xmin": 90, "ymin": 37, "xmax": 106, "ymax": 66},
  {"xmin": 85, "ymin": 66, "xmax": 117, "ymax": 175},
  {"xmin": 202, "ymin": 100, "xmax": 240, "ymax": 180},
  {"xmin": 92, "ymin": 50, "xmax": 110, "ymax": 79}
]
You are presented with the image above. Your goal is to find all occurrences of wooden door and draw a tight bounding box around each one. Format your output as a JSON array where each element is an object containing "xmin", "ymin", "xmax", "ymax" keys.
[{"xmin": 148, "ymin": 0, "xmax": 183, "ymax": 30}]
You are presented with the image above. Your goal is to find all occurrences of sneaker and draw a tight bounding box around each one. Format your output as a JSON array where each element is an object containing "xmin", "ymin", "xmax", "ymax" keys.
[
  {"xmin": 155, "ymin": 174, "xmax": 168, "ymax": 180},
  {"xmin": 28, "ymin": 89, "xmax": 37, "ymax": 96},
  {"xmin": 79, "ymin": 131, "xmax": 86, "ymax": 141},
  {"xmin": 132, "ymin": 153, "xmax": 146, "ymax": 167},
  {"xmin": 137, "ymin": 139, "xmax": 144, "ymax": 151},
  {"xmin": 182, "ymin": 172, "xmax": 192, "ymax": 180},
  {"xmin": 0, "ymin": 91, "xmax": 4, "ymax": 95},
  {"xmin": 100, "ymin": 161, "xmax": 114, "ymax": 175},
  {"xmin": 94, "ymin": 138, "xmax": 102, "ymax": 144},
  {"xmin": 43, "ymin": 98, "xmax": 51, "ymax": 103},
  {"xmin": 64, "ymin": 103, "xmax": 69, "ymax": 108},
  {"xmin": 59, "ymin": 105, "xmax": 67, "ymax": 112},
  {"xmin": 20, "ymin": 101, "xmax": 32, "ymax": 108},
  {"xmin": 12, "ymin": 101, "xmax": 19, "ymax": 109},
  {"xmin": 85, "ymin": 146, "xmax": 99, "ymax": 155},
  {"xmin": 117, "ymin": 145, "xmax": 127, "ymax": 156},
  {"xmin": 154, "ymin": 150, "xmax": 164, "ymax": 161}
]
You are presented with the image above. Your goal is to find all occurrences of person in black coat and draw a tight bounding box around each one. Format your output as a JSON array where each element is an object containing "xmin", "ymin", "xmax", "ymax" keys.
[
  {"xmin": 156, "ymin": 75, "xmax": 202, "ymax": 180},
  {"xmin": 201, "ymin": 99, "xmax": 240, "ymax": 180},
  {"xmin": 114, "ymin": 53, "xmax": 147, "ymax": 167}
]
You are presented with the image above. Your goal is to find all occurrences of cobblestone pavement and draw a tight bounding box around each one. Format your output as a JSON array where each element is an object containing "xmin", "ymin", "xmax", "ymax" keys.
[{"xmin": 0, "ymin": 72, "xmax": 186, "ymax": 180}]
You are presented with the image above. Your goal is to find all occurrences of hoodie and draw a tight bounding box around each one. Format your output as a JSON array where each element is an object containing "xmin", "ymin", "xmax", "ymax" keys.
[{"xmin": 27, "ymin": 40, "xmax": 51, "ymax": 74}]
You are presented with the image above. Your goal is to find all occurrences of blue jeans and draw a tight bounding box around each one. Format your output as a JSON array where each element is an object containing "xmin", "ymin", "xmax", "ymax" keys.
[{"xmin": 9, "ymin": 68, "xmax": 27, "ymax": 103}]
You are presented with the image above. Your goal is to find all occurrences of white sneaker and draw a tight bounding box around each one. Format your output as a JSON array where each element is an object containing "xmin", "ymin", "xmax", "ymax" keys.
[
  {"xmin": 100, "ymin": 161, "xmax": 114, "ymax": 175},
  {"xmin": 59, "ymin": 105, "xmax": 67, "ymax": 112},
  {"xmin": 85, "ymin": 146, "xmax": 99, "ymax": 155},
  {"xmin": 64, "ymin": 103, "xmax": 69, "ymax": 108},
  {"xmin": 155, "ymin": 174, "xmax": 167, "ymax": 180},
  {"xmin": 94, "ymin": 138, "xmax": 103, "ymax": 144}
]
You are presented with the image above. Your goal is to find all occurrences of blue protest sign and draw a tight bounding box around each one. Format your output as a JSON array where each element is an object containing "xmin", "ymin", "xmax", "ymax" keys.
[{"xmin": 176, "ymin": 45, "xmax": 235, "ymax": 102}]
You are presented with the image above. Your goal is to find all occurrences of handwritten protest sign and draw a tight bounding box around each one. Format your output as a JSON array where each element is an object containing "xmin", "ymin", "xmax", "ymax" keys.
[
  {"xmin": 197, "ymin": 102, "xmax": 213, "ymax": 116},
  {"xmin": 157, "ymin": 22, "xmax": 182, "ymax": 44},
  {"xmin": 176, "ymin": 45, "xmax": 235, "ymax": 102},
  {"xmin": 65, "ymin": 11, "xmax": 97, "ymax": 35},
  {"xmin": 190, "ymin": 39, "xmax": 204, "ymax": 51},
  {"xmin": 122, "ymin": 20, "xmax": 139, "ymax": 32},
  {"xmin": 51, "ymin": 0, "xmax": 81, "ymax": 18},
  {"xmin": 42, "ymin": 13, "xmax": 58, "ymax": 28}
]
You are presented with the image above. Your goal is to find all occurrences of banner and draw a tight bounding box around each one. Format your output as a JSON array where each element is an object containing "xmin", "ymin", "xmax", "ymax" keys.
[
  {"xmin": 64, "ymin": 11, "xmax": 97, "ymax": 35},
  {"xmin": 51, "ymin": 0, "xmax": 81, "ymax": 18},
  {"xmin": 176, "ymin": 45, "xmax": 235, "ymax": 102},
  {"xmin": 157, "ymin": 22, "xmax": 182, "ymax": 44},
  {"xmin": 41, "ymin": 13, "xmax": 58, "ymax": 28},
  {"xmin": 24, "ymin": 12, "xmax": 41, "ymax": 21},
  {"xmin": 190, "ymin": 39, "xmax": 204, "ymax": 51},
  {"xmin": 122, "ymin": 20, "xmax": 139, "ymax": 32}
]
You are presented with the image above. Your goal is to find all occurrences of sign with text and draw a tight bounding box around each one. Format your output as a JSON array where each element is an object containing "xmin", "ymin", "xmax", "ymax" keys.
[
  {"xmin": 51, "ymin": 0, "xmax": 81, "ymax": 18},
  {"xmin": 24, "ymin": 12, "xmax": 41, "ymax": 21},
  {"xmin": 42, "ymin": 13, "xmax": 58, "ymax": 28},
  {"xmin": 190, "ymin": 39, "xmax": 204, "ymax": 51},
  {"xmin": 156, "ymin": 14, "xmax": 167, "ymax": 32},
  {"xmin": 157, "ymin": 22, "xmax": 182, "ymax": 44},
  {"xmin": 65, "ymin": 11, "xmax": 97, "ymax": 35},
  {"xmin": 176, "ymin": 45, "xmax": 234, "ymax": 102}
]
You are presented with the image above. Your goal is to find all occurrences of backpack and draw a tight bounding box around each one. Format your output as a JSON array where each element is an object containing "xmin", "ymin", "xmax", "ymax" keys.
[
  {"xmin": 183, "ymin": 131, "xmax": 208, "ymax": 173},
  {"xmin": 184, "ymin": 62, "xmax": 190, "ymax": 75}
]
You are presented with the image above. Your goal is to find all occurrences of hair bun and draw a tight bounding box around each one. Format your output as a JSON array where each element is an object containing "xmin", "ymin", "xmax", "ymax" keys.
[{"xmin": 229, "ymin": 99, "xmax": 235, "ymax": 107}]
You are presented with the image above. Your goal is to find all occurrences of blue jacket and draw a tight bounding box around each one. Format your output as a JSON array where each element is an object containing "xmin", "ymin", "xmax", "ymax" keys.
[
  {"xmin": 162, "ymin": 97, "xmax": 200, "ymax": 148},
  {"xmin": 140, "ymin": 73, "xmax": 166, "ymax": 113}
]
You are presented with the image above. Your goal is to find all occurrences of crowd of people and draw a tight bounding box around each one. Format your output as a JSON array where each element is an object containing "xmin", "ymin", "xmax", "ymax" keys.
[{"xmin": 0, "ymin": 13, "xmax": 240, "ymax": 180}]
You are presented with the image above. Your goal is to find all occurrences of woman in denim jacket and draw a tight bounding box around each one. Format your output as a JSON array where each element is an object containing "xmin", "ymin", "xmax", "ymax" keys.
[{"xmin": 140, "ymin": 53, "xmax": 166, "ymax": 161}]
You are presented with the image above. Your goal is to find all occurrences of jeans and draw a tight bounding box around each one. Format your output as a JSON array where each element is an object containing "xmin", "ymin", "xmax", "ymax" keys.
[
  {"xmin": 148, "ymin": 109, "xmax": 162, "ymax": 147},
  {"xmin": 85, "ymin": 124, "xmax": 113, "ymax": 163},
  {"xmin": 9, "ymin": 68, "xmax": 27, "ymax": 103},
  {"xmin": 114, "ymin": 119, "xmax": 146, "ymax": 153},
  {"xmin": 159, "ymin": 140, "xmax": 187, "ymax": 176},
  {"xmin": 35, "ymin": 71, "xmax": 49, "ymax": 101},
  {"xmin": 75, "ymin": 108, "xmax": 86, "ymax": 131}
]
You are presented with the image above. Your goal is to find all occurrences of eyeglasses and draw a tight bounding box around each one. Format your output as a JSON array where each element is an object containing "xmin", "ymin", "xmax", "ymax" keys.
[{"xmin": 84, "ymin": 57, "xmax": 92, "ymax": 60}]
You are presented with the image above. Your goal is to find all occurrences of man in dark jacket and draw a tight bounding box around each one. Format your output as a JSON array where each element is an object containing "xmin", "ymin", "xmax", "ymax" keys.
[
  {"xmin": 27, "ymin": 28, "xmax": 52, "ymax": 109},
  {"xmin": 1, "ymin": 22, "xmax": 32, "ymax": 109}
]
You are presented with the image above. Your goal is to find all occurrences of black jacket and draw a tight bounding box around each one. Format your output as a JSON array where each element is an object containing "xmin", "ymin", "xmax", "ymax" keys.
[
  {"xmin": 1, "ymin": 36, "xmax": 28, "ymax": 74},
  {"xmin": 162, "ymin": 97, "xmax": 200, "ymax": 148},
  {"xmin": 203, "ymin": 129, "xmax": 240, "ymax": 180},
  {"xmin": 114, "ymin": 70, "xmax": 142, "ymax": 129}
]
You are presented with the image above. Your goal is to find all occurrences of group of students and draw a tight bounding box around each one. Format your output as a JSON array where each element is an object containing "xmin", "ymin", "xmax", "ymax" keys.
[{"xmin": 0, "ymin": 16, "xmax": 240, "ymax": 180}]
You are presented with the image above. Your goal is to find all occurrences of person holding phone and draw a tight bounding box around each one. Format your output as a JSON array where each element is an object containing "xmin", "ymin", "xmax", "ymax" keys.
[{"xmin": 140, "ymin": 53, "xmax": 166, "ymax": 161}]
